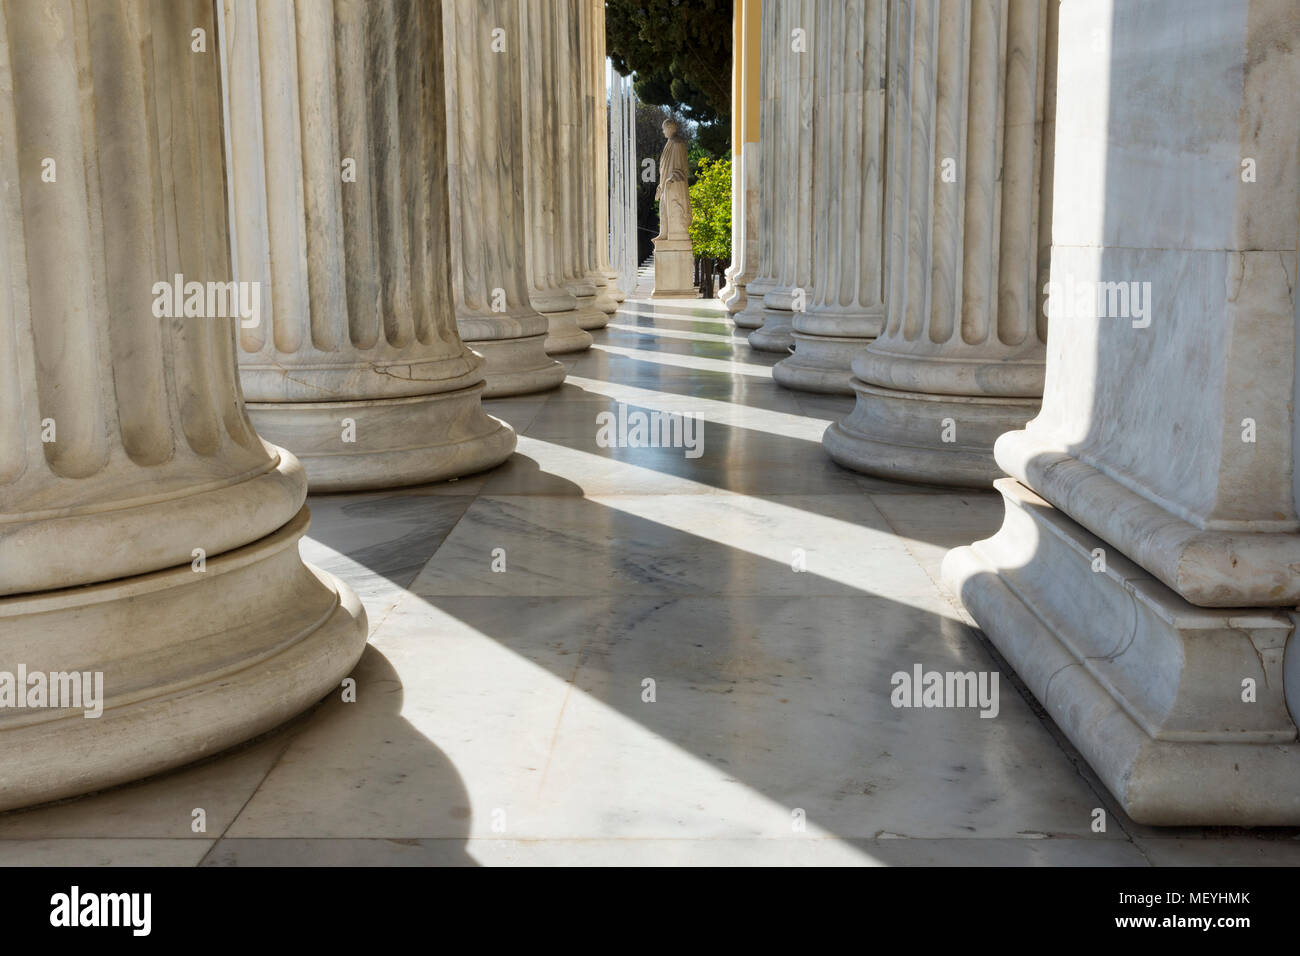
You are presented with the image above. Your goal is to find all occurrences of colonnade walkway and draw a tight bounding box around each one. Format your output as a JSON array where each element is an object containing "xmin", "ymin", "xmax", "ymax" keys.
[{"xmin": 3, "ymin": 294, "xmax": 1297, "ymax": 866}]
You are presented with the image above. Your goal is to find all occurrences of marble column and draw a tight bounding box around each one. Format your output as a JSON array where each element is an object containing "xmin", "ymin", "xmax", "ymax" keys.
[
  {"xmin": 823, "ymin": 0, "xmax": 1053, "ymax": 486},
  {"xmin": 553, "ymin": 0, "xmax": 608, "ymax": 330},
  {"xmin": 721, "ymin": 0, "xmax": 763, "ymax": 315},
  {"xmin": 748, "ymin": 0, "xmax": 815, "ymax": 353},
  {"xmin": 0, "ymin": 0, "xmax": 366, "ymax": 811},
  {"xmin": 945, "ymin": 0, "xmax": 1300, "ymax": 824},
  {"xmin": 521, "ymin": 0, "xmax": 595, "ymax": 353},
  {"xmin": 581, "ymin": 0, "xmax": 623, "ymax": 312},
  {"xmin": 608, "ymin": 66, "xmax": 639, "ymax": 294},
  {"xmin": 717, "ymin": 0, "xmax": 744, "ymax": 309},
  {"xmin": 226, "ymin": 0, "xmax": 515, "ymax": 492},
  {"xmin": 442, "ymin": 0, "xmax": 565, "ymax": 397},
  {"xmin": 732, "ymin": 0, "xmax": 779, "ymax": 331},
  {"xmin": 774, "ymin": 0, "xmax": 888, "ymax": 393}
]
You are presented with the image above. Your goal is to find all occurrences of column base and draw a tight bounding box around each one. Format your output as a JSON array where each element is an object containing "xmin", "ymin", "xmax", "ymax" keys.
[
  {"xmin": 564, "ymin": 282, "xmax": 610, "ymax": 330},
  {"xmin": 587, "ymin": 274, "xmax": 619, "ymax": 315},
  {"xmin": 574, "ymin": 300, "xmax": 611, "ymax": 330},
  {"xmin": 0, "ymin": 506, "xmax": 368, "ymax": 813},
  {"xmin": 822, "ymin": 381, "xmax": 1038, "ymax": 488},
  {"xmin": 722, "ymin": 283, "xmax": 747, "ymax": 314},
  {"xmin": 543, "ymin": 310, "xmax": 595, "ymax": 354},
  {"xmin": 772, "ymin": 331, "xmax": 871, "ymax": 394},
  {"xmin": 995, "ymin": 428, "xmax": 1300, "ymax": 607},
  {"xmin": 247, "ymin": 384, "xmax": 516, "ymax": 492},
  {"xmin": 465, "ymin": 334, "xmax": 566, "ymax": 398},
  {"xmin": 943, "ymin": 479, "xmax": 1300, "ymax": 825},
  {"xmin": 732, "ymin": 278, "xmax": 775, "ymax": 328},
  {"xmin": 601, "ymin": 269, "xmax": 627, "ymax": 304},
  {"xmin": 748, "ymin": 308, "xmax": 795, "ymax": 353}
]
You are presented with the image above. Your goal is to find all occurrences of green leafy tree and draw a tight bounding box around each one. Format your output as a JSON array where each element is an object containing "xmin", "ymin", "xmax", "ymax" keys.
[
  {"xmin": 688, "ymin": 157, "xmax": 732, "ymax": 261},
  {"xmin": 607, "ymin": 0, "xmax": 731, "ymax": 160}
]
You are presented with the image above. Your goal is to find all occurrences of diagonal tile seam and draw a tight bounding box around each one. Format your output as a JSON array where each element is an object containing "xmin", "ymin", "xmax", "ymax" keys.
[
  {"xmin": 863, "ymin": 491, "xmax": 1151, "ymax": 861},
  {"xmin": 195, "ymin": 725, "xmax": 308, "ymax": 867},
  {"xmin": 534, "ymin": 650, "xmax": 586, "ymax": 798},
  {"xmin": 191, "ymin": 474, "xmax": 502, "ymax": 866}
]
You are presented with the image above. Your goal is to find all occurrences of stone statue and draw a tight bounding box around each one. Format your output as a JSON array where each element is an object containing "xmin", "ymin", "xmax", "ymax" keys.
[
  {"xmin": 651, "ymin": 118, "xmax": 695, "ymax": 297},
  {"xmin": 654, "ymin": 119, "xmax": 692, "ymax": 240}
]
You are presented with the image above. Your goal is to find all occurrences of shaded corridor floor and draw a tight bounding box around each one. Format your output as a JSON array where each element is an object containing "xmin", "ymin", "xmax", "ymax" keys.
[{"xmin": 4, "ymin": 294, "xmax": 1299, "ymax": 866}]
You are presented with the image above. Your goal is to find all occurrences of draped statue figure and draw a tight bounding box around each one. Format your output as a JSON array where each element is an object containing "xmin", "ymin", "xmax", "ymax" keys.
[{"xmin": 654, "ymin": 119, "xmax": 692, "ymax": 240}]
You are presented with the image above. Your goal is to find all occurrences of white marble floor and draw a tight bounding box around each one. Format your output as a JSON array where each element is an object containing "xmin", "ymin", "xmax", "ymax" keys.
[{"xmin": 5, "ymin": 294, "xmax": 1300, "ymax": 866}]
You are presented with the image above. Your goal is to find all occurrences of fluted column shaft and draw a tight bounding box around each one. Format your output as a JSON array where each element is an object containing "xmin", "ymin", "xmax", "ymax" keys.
[
  {"xmin": 718, "ymin": 0, "xmax": 744, "ymax": 307},
  {"xmin": 552, "ymin": 0, "xmax": 608, "ymax": 327},
  {"xmin": 443, "ymin": 0, "xmax": 565, "ymax": 397},
  {"xmin": 0, "ymin": 0, "xmax": 365, "ymax": 811},
  {"xmin": 722, "ymin": 0, "xmax": 762, "ymax": 314},
  {"xmin": 733, "ymin": 0, "xmax": 782, "ymax": 330},
  {"xmin": 749, "ymin": 0, "xmax": 815, "ymax": 353},
  {"xmin": 521, "ymin": 0, "xmax": 594, "ymax": 353},
  {"xmin": 225, "ymin": 0, "xmax": 515, "ymax": 490},
  {"xmin": 1, "ymin": 0, "xmax": 283, "ymax": 591},
  {"xmin": 590, "ymin": 2, "xmax": 623, "ymax": 302},
  {"xmin": 824, "ymin": 0, "xmax": 1054, "ymax": 485},
  {"xmin": 945, "ymin": 0, "xmax": 1300, "ymax": 824},
  {"xmin": 578, "ymin": 0, "xmax": 618, "ymax": 314},
  {"xmin": 608, "ymin": 67, "xmax": 639, "ymax": 294},
  {"xmin": 774, "ymin": 0, "xmax": 888, "ymax": 393}
]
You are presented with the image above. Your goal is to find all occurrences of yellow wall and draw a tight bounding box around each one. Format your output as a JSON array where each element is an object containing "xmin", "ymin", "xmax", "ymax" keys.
[{"xmin": 742, "ymin": 0, "xmax": 761, "ymax": 146}]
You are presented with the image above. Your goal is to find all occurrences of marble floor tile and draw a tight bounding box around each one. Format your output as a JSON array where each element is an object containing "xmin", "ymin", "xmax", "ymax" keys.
[
  {"xmin": 469, "ymin": 836, "xmax": 1148, "ymax": 866},
  {"xmin": 202, "ymin": 838, "xmax": 475, "ymax": 866},
  {"xmin": 546, "ymin": 375, "xmax": 812, "ymax": 416},
  {"xmin": 224, "ymin": 593, "xmax": 1114, "ymax": 846},
  {"xmin": 601, "ymin": 321, "xmax": 741, "ymax": 346},
  {"xmin": 14, "ymin": 294, "xmax": 1292, "ymax": 865},
  {"xmin": 0, "ymin": 721, "xmax": 300, "ymax": 839},
  {"xmin": 411, "ymin": 493, "xmax": 949, "ymax": 601},
  {"xmin": 479, "ymin": 430, "xmax": 878, "ymax": 498},
  {"xmin": 568, "ymin": 344, "xmax": 781, "ymax": 382},
  {"xmin": 1133, "ymin": 836, "xmax": 1300, "ymax": 866},
  {"xmin": 868, "ymin": 493, "xmax": 1006, "ymax": 593},
  {"xmin": 0, "ymin": 839, "xmax": 215, "ymax": 867},
  {"xmin": 301, "ymin": 489, "xmax": 475, "ymax": 617},
  {"xmin": 480, "ymin": 396, "xmax": 553, "ymax": 434},
  {"xmin": 531, "ymin": 378, "xmax": 819, "ymax": 432}
]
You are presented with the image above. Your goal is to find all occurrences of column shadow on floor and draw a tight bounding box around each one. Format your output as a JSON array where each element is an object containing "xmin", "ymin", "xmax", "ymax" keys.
[
  {"xmin": 399, "ymin": 488, "xmax": 1138, "ymax": 861},
  {"xmin": 200, "ymin": 646, "xmax": 476, "ymax": 866}
]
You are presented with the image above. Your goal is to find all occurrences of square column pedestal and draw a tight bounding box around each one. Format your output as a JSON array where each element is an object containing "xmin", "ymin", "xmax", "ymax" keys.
[
  {"xmin": 651, "ymin": 238, "xmax": 697, "ymax": 298},
  {"xmin": 944, "ymin": 480, "xmax": 1300, "ymax": 825},
  {"xmin": 943, "ymin": 0, "xmax": 1300, "ymax": 825}
]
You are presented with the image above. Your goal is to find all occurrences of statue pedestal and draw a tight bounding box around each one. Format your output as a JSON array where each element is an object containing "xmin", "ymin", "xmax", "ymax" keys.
[{"xmin": 651, "ymin": 238, "xmax": 696, "ymax": 298}]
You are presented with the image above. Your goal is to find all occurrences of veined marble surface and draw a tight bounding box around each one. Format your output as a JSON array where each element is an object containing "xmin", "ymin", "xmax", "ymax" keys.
[{"xmin": 4, "ymin": 295, "xmax": 1299, "ymax": 865}]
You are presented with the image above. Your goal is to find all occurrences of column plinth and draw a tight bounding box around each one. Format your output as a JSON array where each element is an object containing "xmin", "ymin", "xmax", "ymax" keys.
[
  {"xmin": 0, "ymin": 0, "xmax": 365, "ymax": 810},
  {"xmin": 226, "ymin": 0, "xmax": 515, "ymax": 491},
  {"xmin": 775, "ymin": 0, "xmax": 888, "ymax": 393},
  {"xmin": 824, "ymin": 0, "xmax": 1053, "ymax": 484},
  {"xmin": 944, "ymin": 0, "xmax": 1300, "ymax": 823}
]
